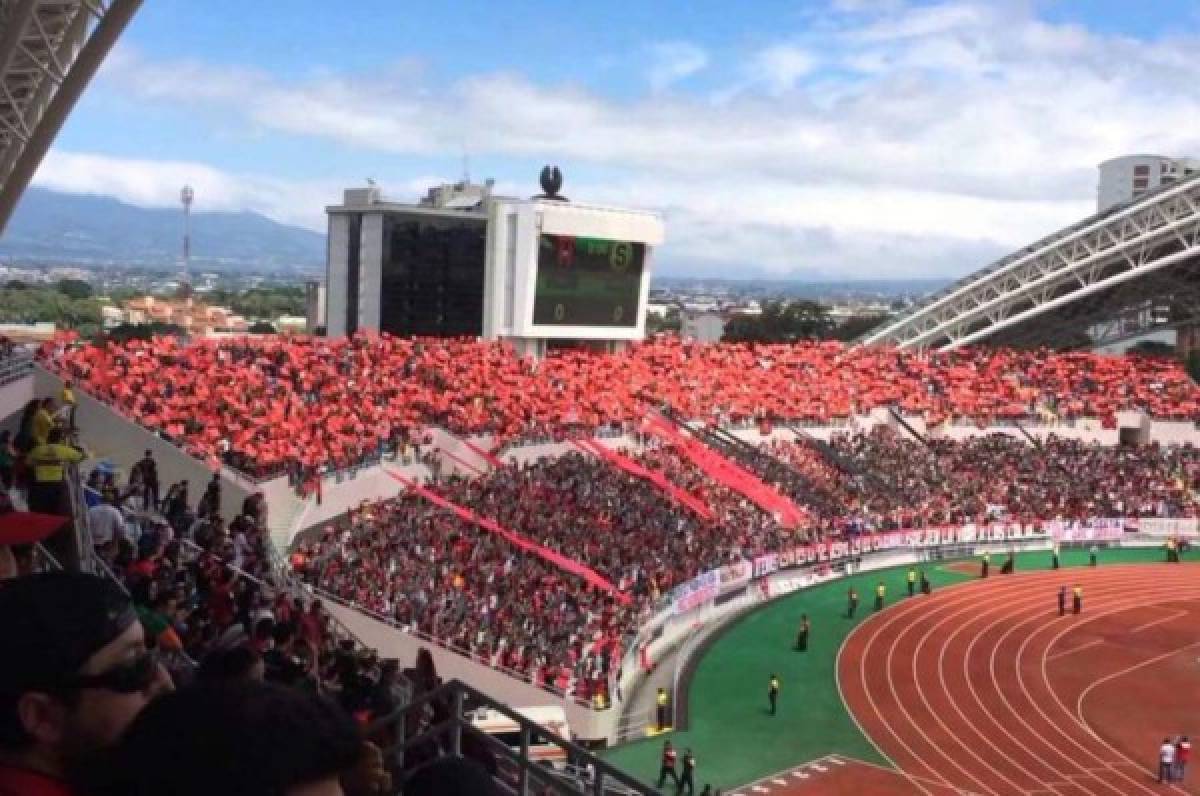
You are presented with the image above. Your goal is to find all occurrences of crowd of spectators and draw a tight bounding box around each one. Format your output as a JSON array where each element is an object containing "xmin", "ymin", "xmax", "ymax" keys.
[
  {"xmin": 0, "ymin": 421, "xmax": 407, "ymax": 793},
  {"xmin": 39, "ymin": 332, "xmax": 1200, "ymax": 480},
  {"xmin": 295, "ymin": 444, "xmax": 811, "ymax": 702},
  {"xmin": 298, "ymin": 430, "xmax": 1200, "ymax": 702}
]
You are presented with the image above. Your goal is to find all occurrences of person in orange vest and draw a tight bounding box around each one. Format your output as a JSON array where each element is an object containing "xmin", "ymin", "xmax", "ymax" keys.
[
  {"xmin": 1072, "ymin": 584, "xmax": 1083, "ymax": 614},
  {"xmin": 656, "ymin": 687, "xmax": 670, "ymax": 731}
]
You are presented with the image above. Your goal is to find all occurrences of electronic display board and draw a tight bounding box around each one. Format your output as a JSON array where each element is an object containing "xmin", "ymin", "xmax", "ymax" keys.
[{"xmin": 531, "ymin": 234, "xmax": 645, "ymax": 327}]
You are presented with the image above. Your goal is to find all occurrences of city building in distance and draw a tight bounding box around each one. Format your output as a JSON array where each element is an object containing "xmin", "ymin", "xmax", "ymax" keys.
[
  {"xmin": 1097, "ymin": 154, "xmax": 1200, "ymax": 212},
  {"xmin": 114, "ymin": 294, "xmax": 249, "ymax": 336}
]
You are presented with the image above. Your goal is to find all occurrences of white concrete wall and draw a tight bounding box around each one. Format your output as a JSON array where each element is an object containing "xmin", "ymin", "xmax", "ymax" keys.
[
  {"xmin": 324, "ymin": 598, "xmax": 613, "ymax": 741},
  {"xmin": 0, "ymin": 373, "xmax": 33, "ymax": 429},
  {"xmin": 33, "ymin": 366, "xmax": 253, "ymax": 522},
  {"xmin": 426, "ymin": 427, "xmax": 495, "ymax": 476},
  {"xmin": 286, "ymin": 461, "xmax": 429, "ymax": 544},
  {"xmin": 326, "ymin": 214, "xmax": 350, "ymax": 338},
  {"xmin": 1146, "ymin": 420, "xmax": 1200, "ymax": 446}
]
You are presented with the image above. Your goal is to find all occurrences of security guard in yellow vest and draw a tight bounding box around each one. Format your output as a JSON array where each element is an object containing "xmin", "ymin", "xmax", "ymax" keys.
[
  {"xmin": 907, "ymin": 567, "xmax": 917, "ymax": 597},
  {"xmin": 656, "ymin": 687, "xmax": 670, "ymax": 730},
  {"xmin": 874, "ymin": 582, "xmax": 886, "ymax": 612},
  {"xmin": 27, "ymin": 427, "xmax": 85, "ymax": 516},
  {"xmin": 981, "ymin": 552, "xmax": 991, "ymax": 578}
]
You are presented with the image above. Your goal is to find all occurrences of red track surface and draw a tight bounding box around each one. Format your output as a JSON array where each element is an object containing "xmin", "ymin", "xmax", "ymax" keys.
[{"xmin": 837, "ymin": 564, "xmax": 1200, "ymax": 796}]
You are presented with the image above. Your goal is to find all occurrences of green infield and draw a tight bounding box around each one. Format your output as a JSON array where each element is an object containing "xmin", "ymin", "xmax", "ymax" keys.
[{"xmin": 602, "ymin": 545, "xmax": 1170, "ymax": 790}]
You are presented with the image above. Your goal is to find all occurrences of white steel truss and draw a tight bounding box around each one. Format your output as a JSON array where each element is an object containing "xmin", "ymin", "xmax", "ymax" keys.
[
  {"xmin": 861, "ymin": 172, "xmax": 1200, "ymax": 351},
  {"xmin": 0, "ymin": 0, "xmax": 141, "ymax": 233}
]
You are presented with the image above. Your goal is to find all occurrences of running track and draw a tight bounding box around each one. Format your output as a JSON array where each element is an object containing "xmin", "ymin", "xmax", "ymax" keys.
[{"xmin": 837, "ymin": 564, "xmax": 1200, "ymax": 796}]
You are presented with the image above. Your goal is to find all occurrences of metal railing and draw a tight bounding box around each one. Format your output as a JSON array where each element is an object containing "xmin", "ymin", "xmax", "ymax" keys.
[
  {"xmin": 373, "ymin": 679, "xmax": 654, "ymax": 796},
  {"xmin": 0, "ymin": 347, "xmax": 34, "ymax": 387}
]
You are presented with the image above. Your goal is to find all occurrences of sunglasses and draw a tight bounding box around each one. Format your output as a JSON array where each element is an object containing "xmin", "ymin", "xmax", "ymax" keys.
[{"xmin": 61, "ymin": 650, "xmax": 161, "ymax": 694}]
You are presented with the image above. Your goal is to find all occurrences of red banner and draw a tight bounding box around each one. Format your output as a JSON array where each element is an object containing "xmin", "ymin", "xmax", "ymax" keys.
[
  {"xmin": 385, "ymin": 469, "xmax": 631, "ymax": 604},
  {"xmin": 643, "ymin": 414, "xmax": 808, "ymax": 528},
  {"xmin": 573, "ymin": 438, "xmax": 715, "ymax": 520}
]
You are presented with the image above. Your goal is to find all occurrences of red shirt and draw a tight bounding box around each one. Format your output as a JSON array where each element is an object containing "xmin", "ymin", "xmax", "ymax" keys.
[{"xmin": 0, "ymin": 765, "xmax": 77, "ymax": 796}]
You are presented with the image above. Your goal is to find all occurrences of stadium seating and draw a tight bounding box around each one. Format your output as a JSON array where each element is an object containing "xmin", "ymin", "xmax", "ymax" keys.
[{"xmin": 39, "ymin": 333, "xmax": 1200, "ymax": 481}]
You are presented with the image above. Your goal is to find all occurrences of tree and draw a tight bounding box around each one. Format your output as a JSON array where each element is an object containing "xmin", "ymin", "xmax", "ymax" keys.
[
  {"xmin": 4, "ymin": 279, "xmax": 26, "ymax": 290},
  {"xmin": 1129, "ymin": 340, "xmax": 1174, "ymax": 357},
  {"xmin": 1187, "ymin": 350, "xmax": 1200, "ymax": 384},
  {"xmin": 56, "ymin": 278, "xmax": 93, "ymax": 300},
  {"xmin": 647, "ymin": 307, "xmax": 681, "ymax": 335},
  {"xmin": 831, "ymin": 314, "xmax": 887, "ymax": 342},
  {"xmin": 105, "ymin": 322, "xmax": 185, "ymax": 343},
  {"xmin": 248, "ymin": 321, "xmax": 277, "ymax": 334},
  {"xmin": 722, "ymin": 300, "xmax": 833, "ymax": 343},
  {"xmin": 231, "ymin": 285, "xmax": 305, "ymax": 319}
]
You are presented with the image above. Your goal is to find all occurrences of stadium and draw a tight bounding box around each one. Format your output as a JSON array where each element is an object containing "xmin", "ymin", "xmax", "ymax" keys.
[{"xmin": 1, "ymin": 3, "xmax": 1198, "ymax": 796}]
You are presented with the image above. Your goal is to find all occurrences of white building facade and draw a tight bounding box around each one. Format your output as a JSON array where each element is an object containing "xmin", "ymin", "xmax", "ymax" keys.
[{"xmin": 1097, "ymin": 154, "xmax": 1200, "ymax": 212}]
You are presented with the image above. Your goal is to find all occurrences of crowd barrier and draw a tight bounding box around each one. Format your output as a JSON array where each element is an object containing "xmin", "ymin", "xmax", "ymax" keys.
[{"xmin": 613, "ymin": 516, "xmax": 1191, "ymax": 741}]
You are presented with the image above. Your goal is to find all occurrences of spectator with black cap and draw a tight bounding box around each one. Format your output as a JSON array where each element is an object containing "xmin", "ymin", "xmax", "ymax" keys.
[
  {"xmin": 93, "ymin": 681, "xmax": 363, "ymax": 796},
  {"xmin": 0, "ymin": 573, "xmax": 173, "ymax": 796}
]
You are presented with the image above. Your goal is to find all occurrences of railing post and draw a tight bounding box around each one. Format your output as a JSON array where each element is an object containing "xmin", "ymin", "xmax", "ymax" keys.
[
  {"xmin": 592, "ymin": 766, "xmax": 605, "ymax": 796},
  {"xmin": 517, "ymin": 725, "xmax": 530, "ymax": 796},
  {"xmin": 449, "ymin": 686, "xmax": 464, "ymax": 758}
]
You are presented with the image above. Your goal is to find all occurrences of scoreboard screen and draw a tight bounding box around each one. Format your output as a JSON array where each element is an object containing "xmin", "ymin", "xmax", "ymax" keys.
[{"xmin": 532, "ymin": 234, "xmax": 645, "ymax": 327}]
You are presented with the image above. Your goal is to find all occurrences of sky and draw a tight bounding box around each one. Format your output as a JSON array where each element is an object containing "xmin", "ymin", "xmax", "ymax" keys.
[{"xmin": 29, "ymin": 0, "xmax": 1200, "ymax": 280}]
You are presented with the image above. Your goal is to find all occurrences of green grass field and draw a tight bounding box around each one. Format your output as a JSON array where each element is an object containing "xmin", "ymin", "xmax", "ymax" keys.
[{"xmin": 602, "ymin": 546, "xmax": 1169, "ymax": 790}]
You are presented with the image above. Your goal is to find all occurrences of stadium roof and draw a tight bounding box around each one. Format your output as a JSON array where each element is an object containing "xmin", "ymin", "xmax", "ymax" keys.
[
  {"xmin": 0, "ymin": 0, "xmax": 141, "ymax": 235},
  {"xmin": 860, "ymin": 170, "xmax": 1200, "ymax": 351}
]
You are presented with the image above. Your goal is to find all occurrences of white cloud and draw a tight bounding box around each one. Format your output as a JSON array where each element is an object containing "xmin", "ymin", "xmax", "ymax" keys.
[
  {"xmin": 30, "ymin": 151, "xmax": 450, "ymax": 232},
  {"xmin": 72, "ymin": 2, "xmax": 1200, "ymax": 278},
  {"xmin": 747, "ymin": 45, "xmax": 819, "ymax": 94},
  {"xmin": 646, "ymin": 42, "xmax": 709, "ymax": 92}
]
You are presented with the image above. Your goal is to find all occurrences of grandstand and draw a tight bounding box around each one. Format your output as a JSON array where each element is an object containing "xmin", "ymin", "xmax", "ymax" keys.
[{"xmin": 1, "ymin": 5, "xmax": 1198, "ymax": 792}]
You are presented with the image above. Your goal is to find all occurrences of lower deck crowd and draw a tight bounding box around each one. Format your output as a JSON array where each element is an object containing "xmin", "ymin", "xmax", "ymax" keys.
[{"xmin": 296, "ymin": 429, "xmax": 1200, "ymax": 700}]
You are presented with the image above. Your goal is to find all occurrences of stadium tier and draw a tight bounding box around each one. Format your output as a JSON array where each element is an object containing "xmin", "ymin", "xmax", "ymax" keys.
[
  {"xmin": 30, "ymin": 332, "xmax": 1200, "ymax": 703},
  {"xmin": 37, "ymin": 332, "xmax": 1200, "ymax": 482}
]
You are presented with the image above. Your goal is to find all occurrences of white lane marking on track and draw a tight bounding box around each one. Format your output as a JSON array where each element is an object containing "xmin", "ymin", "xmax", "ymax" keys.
[
  {"xmin": 968, "ymin": 575, "xmax": 1198, "ymax": 795},
  {"xmin": 1129, "ymin": 608, "xmax": 1188, "ymax": 634},
  {"xmin": 1019, "ymin": 577, "xmax": 1200, "ymax": 796},
  {"xmin": 889, "ymin": 576, "xmax": 1038, "ymax": 793},
  {"xmin": 849, "ymin": 567, "xmax": 1200, "ymax": 796},
  {"xmin": 752, "ymin": 786, "xmax": 768, "ymax": 793},
  {"xmin": 1027, "ymin": 583, "xmax": 1200, "ymax": 796},
  {"xmin": 1045, "ymin": 638, "xmax": 1102, "ymax": 661},
  {"xmin": 772, "ymin": 778, "xmax": 787, "ymax": 785},
  {"xmin": 810, "ymin": 763, "xmax": 827, "ymax": 772},
  {"xmin": 1008, "ymin": 579, "xmax": 1200, "ymax": 795},
  {"xmin": 846, "ymin": 608, "xmax": 942, "ymax": 795},
  {"xmin": 792, "ymin": 770, "xmax": 809, "ymax": 778},
  {"xmin": 926, "ymin": 582, "xmax": 1035, "ymax": 793}
]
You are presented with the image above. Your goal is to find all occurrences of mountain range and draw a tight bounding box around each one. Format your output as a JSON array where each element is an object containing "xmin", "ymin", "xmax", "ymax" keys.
[{"xmin": 0, "ymin": 187, "xmax": 325, "ymax": 272}]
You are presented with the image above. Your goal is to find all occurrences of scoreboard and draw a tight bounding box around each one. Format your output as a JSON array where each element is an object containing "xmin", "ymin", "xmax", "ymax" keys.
[
  {"xmin": 479, "ymin": 196, "xmax": 663, "ymax": 352},
  {"xmin": 532, "ymin": 234, "xmax": 645, "ymax": 327}
]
